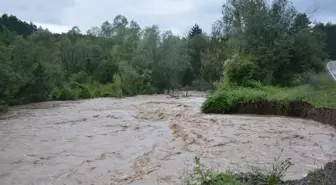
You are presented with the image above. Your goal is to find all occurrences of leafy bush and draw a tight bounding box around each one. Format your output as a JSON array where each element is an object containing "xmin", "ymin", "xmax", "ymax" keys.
[
  {"xmin": 91, "ymin": 75, "xmax": 123, "ymax": 98},
  {"xmin": 224, "ymin": 54, "xmax": 260, "ymax": 87},
  {"xmin": 51, "ymin": 85, "xmax": 78, "ymax": 100},
  {"xmin": 0, "ymin": 105, "xmax": 8, "ymax": 113},
  {"xmin": 58, "ymin": 87, "xmax": 77, "ymax": 100},
  {"xmin": 202, "ymin": 86, "xmax": 269, "ymax": 113},
  {"xmin": 74, "ymin": 83, "xmax": 93, "ymax": 99},
  {"xmin": 202, "ymin": 80, "xmax": 336, "ymax": 114},
  {"xmin": 119, "ymin": 61, "xmax": 140, "ymax": 95},
  {"xmin": 181, "ymin": 156, "xmax": 243, "ymax": 185},
  {"xmin": 50, "ymin": 87, "xmax": 62, "ymax": 100},
  {"xmin": 182, "ymin": 155, "xmax": 292, "ymax": 185},
  {"xmin": 70, "ymin": 71, "xmax": 92, "ymax": 84}
]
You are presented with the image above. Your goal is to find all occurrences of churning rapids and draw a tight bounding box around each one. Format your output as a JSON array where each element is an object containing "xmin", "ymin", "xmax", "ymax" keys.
[{"xmin": 0, "ymin": 92, "xmax": 335, "ymax": 185}]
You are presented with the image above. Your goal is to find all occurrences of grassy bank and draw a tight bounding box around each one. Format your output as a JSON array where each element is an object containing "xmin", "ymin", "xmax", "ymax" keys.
[
  {"xmin": 0, "ymin": 105, "xmax": 8, "ymax": 113},
  {"xmin": 182, "ymin": 156, "xmax": 292, "ymax": 185},
  {"xmin": 182, "ymin": 156, "xmax": 336, "ymax": 185},
  {"xmin": 202, "ymin": 74, "xmax": 336, "ymax": 114}
]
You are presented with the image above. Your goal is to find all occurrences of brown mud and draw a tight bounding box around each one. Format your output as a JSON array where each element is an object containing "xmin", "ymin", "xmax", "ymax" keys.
[
  {"xmin": 225, "ymin": 101, "xmax": 336, "ymax": 127},
  {"xmin": 232, "ymin": 160, "xmax": 336, "ymax": 185},
  {"xmin": 0, "ymin": 92, "xmax": 335, "ymax": 185},
  {"xmin": 287, "ymin": 160, "xmax": 336, "ymax": 185}
]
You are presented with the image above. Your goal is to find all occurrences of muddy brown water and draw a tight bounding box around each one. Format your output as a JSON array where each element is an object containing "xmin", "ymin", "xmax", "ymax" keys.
[{"xmin": 0, "ymin": 92, "xmax": 335, "ymax": 185}]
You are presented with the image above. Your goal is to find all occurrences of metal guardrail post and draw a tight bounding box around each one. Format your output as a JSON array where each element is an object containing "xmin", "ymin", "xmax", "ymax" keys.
[{"xmin": 327, "ymin": 61, "xmax": 336, "ymax": 81}]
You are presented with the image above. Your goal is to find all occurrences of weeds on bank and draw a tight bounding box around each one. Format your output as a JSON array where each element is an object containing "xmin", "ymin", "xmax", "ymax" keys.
[
  {"xmin": 181, "ymin": 154, "xmax": 293, "ymax": 185},
  {"xmin": 181, "ymin": 156, "xmax": 243, "ymax": 185},
  {"xmin": 202, "ymin": 76, "xmax": 336, "ymax": 113},
  {"xmin": 0, "ymin": 105, "xmax": 8, "ymax": 113}
]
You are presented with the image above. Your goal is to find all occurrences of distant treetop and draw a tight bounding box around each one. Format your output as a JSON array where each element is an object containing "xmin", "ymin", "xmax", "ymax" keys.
[{"xmin": 0, "ymin": 14, "xmax": 37, "ymax": 37}]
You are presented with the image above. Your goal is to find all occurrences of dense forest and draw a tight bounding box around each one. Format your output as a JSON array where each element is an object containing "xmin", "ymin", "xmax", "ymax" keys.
[{"xmin": 1, "ymin": 0, "xmax": 336, "ymax": 107}]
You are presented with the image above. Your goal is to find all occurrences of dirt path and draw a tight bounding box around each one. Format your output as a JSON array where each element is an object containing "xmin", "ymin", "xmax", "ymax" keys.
[{"xmin": 0, "ymin": 93, "xmax": 335, "ymax": 185}]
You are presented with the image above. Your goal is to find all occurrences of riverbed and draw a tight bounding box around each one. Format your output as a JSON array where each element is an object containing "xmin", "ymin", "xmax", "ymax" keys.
[{"xmin": 0, "ymin": 93, "xmax": 335, "ymax": 185}]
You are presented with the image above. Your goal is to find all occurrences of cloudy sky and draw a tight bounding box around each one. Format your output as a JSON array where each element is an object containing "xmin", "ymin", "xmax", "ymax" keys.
[{"xmin": 1, "ymin": 0, "xmax": 335, "ymax": 35}]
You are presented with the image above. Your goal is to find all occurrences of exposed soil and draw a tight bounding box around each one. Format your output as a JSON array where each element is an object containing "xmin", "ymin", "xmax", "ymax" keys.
[
  {"xmin": 0, "ymin": 92, "xmax": 335, "ymax": 185},
  {"xmin": 227, "ymin": 101, "xmax": 336, "ymax": 127},
  {"xmin": 230, "ymin": 160, "xmax": 336, "ymax": 185},
  {"xmin": 287, "ymin": 160, "xmax": 336, "ymax": 185}
]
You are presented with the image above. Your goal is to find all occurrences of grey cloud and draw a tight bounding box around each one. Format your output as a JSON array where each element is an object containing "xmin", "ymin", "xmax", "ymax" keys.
[
  {"xmin": 0, "ymin": 0, "xmax": 335, "ymax": 35},
  {"xmin": 0, "ymin": 0, "xmax": 75, "ymax": 24},
  {"xmin": 293, "ymin": 0, "xmax": 336, "ymax": 22}
]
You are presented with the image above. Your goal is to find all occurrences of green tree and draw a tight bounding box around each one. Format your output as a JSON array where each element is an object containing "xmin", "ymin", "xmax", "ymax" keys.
[
  {"xmin": 314, "ymin": 22, "xmax": 336, "ymax": 60},
  {"xmin": 187, "ymin": 24, "xmax": 207, "ymax": 78},
  {"xmin": 219, "ymin": 0, "xmax": 326, "ymax": 86}
]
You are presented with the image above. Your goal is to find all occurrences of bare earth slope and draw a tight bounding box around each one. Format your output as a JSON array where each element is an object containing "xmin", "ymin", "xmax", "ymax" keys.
[{"xmin": 0, "ymin": 93, "xmax": 335, "ymax": 185}]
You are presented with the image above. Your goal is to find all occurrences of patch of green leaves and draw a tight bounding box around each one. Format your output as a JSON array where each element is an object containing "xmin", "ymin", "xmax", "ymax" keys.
[
  {"xmin": 182, "ymin": 155, "xmax": 292, "ymax": 185},
  {"xmin": 202, "ymin": 76, "xmax": 336, "ymax": 114},
  {"xmin": 0, "ymin": 105, "xmax": 8, "ymax": 113}
]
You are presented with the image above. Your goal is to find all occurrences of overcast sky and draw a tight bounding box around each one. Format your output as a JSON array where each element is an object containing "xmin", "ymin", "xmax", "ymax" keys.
[{"xmin": 1, "ymin": 0, "xmax": 335, "ymax": 35}]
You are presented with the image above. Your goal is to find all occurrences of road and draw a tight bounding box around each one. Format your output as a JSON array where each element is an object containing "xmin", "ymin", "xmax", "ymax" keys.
[{"xmin": 327, "ymin": 61, "xmax": 336, "ymax": 81}]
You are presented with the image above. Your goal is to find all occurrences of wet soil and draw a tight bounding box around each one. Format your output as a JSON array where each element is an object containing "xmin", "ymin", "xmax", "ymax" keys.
[
  {"xmin": 0, "ymin": 92, "xmax": 335, "ymax": 185},
  {"xmin": 227, "ymin": 101, "xmax": 336, "ymax": 127},
  {"xmin": 287, "ymin": 160, "xmax": 336, "ymax": 185}
]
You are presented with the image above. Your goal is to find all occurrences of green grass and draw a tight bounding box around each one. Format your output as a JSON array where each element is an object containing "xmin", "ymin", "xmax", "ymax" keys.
[
  {"xmin": 181, "ymin": 155, "xmax": 292, "ymax": 185},
  {"xmin": 0, "ymin": 105, "xmax": 8, "ymax": 113},
  {"xmin": 50, "ymin": 80, "xmax": 124, "ymax": 101},
  {"xmin": 202, "ymin": 74, "xmax": 336, "ymax": 114}
]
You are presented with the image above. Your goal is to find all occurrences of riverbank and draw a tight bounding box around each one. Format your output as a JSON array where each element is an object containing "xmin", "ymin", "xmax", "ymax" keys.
[
  {"xmin": 198, "ymin": 75, "xmax": 336, "ymax": 184},
  {"xmin": 182, "ymin": 157, "xmax": 336, "ymax": 185},
  {"xmin": 202, "ymin": 77, "xmax": 336, "ymax": 126},
  {"xmin": 0, "ymin": 105, "xmax": 8, "ymax": 113}
]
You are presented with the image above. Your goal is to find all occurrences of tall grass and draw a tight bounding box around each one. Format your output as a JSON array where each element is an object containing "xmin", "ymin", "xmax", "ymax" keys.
[
  {"xmin": 181, "ymin": 155, "xmax": 292, "ymax": 185},
  {"xmin": 0, "ymin": 105, "xmax": 8, "ymax": 113},
  {"xmin": 202, "ymin": 73, "xmax": 336, "ymax": 113}
]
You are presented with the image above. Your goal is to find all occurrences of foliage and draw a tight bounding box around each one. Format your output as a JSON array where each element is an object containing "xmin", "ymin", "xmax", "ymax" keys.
[
  {"xmin": 314, "ymin": 22, "xmax": 336, "ymax": 60},
  {"xmin": 51, "ymin": 86, "xmax": 77, "ymax": 101},
  {"xmin": 0, "ymin": 0, "xmax": 335, "ymax": 107},
  {"xmin": 202, "ymin": 74, "xmax": 336, "ymax": 114},
  {"xmin": 0, "ymin": 105, "xmax": 8, "ymax": 113},
  {"xmin": 182, "ymin": 156, "xmax": 244, "ymax": 185},
  {"xmin": 224, "ymin": 54, "xmax": 259, "ymax": 87},
  {"xmin": 0, "ymin": 14, "xmax": 205, "ymax": 106},
  {"xmin": 181, "ymin": 155, "xmax": 292, "ymax": 185},
  {"xmin": 188, "ymin": 24, "xmax": 207, "ymax": 80},
  {"xmin": 91, "ymin": 75, "xmax": 123, "ymax": 98},
  {"xmin": 219, "ymin": 0, "xmax": 327, "ymax": 86},
  {"xmin": 0, "ymin": 14, "xmax": 37, "ymax": 37},
  {"xmin": 70, "ymin": 71, "xmax": 92, "ymax": 84}
]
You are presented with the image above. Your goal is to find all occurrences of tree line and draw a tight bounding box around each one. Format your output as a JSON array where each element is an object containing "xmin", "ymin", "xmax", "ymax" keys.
[{"xmin": 0, "ymin": 0, "xmax": 336, "ymax": 106}]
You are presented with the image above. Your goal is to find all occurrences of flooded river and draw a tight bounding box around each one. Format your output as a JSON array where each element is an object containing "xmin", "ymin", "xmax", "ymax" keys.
[{"xmin": 0, "ymin": 92, "xmax": 335, "ymax": 185}]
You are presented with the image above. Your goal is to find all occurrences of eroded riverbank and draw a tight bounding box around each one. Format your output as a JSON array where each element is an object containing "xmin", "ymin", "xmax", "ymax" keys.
[{"xmin": 0, "ymin": 93, "xmax": 335, "ymax": 185}]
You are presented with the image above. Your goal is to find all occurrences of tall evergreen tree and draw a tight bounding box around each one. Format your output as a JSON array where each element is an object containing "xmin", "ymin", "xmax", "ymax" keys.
[
  {"xmin": 187, "ymin": 24, "xmax": 206, "ymax": 79},
  {"xmin": 0, "ymin": 14, "xmax": 37, "ymax": 37},
  {"xmin": 314, "ymin": 22, "xmax": 336, "ymax": 60}
]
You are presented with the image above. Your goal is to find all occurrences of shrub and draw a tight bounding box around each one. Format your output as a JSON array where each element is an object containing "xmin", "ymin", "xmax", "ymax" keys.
[
  {"xmin": 70, "ymin": 71, "xmax": 92, "ymax": 84},
  {"xmin": 91, "ymin": 75, "xmax": 123, "ymax": 98},
  {"xmin": 52, "ymin": 85, "xmax": 78, "ymax": 100},
  {"xmin": 0, "ymin": 105, "xmax": 8, "ymax": 113},
  {"xmin": 201, "ymin": 87, "xmax": 267, "ymax": 113},
  {"xmin": 181, "ymin": 156, "xmax": 243, "ymax": 185},
  {"xmin": 202, "ymin": 81, "xmax": 336, "ymax": 115},
  {"xmin": 59, "ymin": 87, "xmax": 77, "ymax": 100},
  {"xmin": 140, "ymin": 85, "xmax": 157, "ymax": 95},
  {"xmin": 77, "ymin": 85, "xmax": 93, "ymax": 99},
  {"xmin": 224, "ymin": 54, "xmax": 260, "ymax": 87},
  {"xmin": 119, "ymin": 61, "xmax": 139, "ymax": 95},
  {"xmin": 181, "ymin": 155, "xmax": 292, "ymax": 185},
  {"xmin": 50, "ymin": 87, "xmax": 62, "ymax": 100}
]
